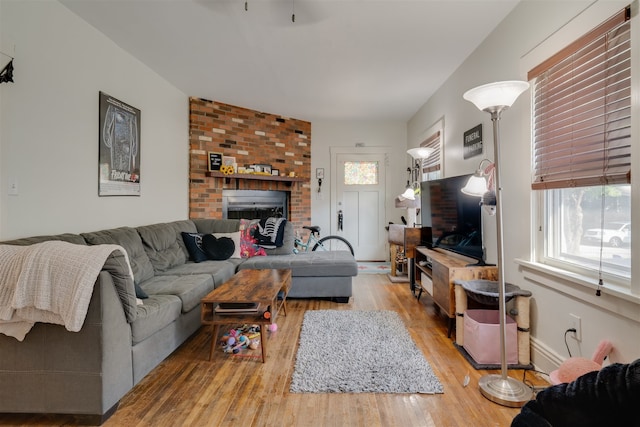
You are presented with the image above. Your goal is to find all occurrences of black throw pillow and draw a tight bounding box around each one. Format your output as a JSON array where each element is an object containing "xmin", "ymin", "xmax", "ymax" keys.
[
  {"xmin": 181, "ymin": 232, "xmax": 208, "ymax": 263},
  {"xmin": 134, "ymin": 283, "xmax": 149, "ymax": 299},
  {"xmin": 202, "ymin": 234, "xmax": 235, "ymax": 260}
]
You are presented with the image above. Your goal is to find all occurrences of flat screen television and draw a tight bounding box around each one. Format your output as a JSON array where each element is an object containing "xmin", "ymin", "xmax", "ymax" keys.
[{"xmin": 420, "ymin": 174, "xmax": 484, "ymax": 262}]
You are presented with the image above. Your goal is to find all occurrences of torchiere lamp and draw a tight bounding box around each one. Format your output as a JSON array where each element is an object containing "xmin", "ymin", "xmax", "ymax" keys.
[{"xmin": 463, "ymin": 80, "xmax": 532, "ymax": 407}]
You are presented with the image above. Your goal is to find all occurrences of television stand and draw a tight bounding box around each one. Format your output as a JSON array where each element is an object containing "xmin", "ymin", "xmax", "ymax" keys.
[
  {"xmin": 414, "ymin": 247, "xmax": 497, "ymax": 338},
  {"xmin": 466, "ymin": 259, "xmax": 496, "ymax": 267}
]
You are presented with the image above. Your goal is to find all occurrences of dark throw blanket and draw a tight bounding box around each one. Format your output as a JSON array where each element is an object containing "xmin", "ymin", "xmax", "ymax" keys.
[{"xmin": 511, "ymin": 359, "xmax": 640, "ymax": 427}]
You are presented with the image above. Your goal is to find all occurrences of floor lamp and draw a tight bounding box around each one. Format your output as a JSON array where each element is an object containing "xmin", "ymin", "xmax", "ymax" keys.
[
  {"xmin": 463, "ymin": 80, "xmax": 533, "ymax": 407},
  {"xmin": 461, "ymin": 158, "xmax": 496, "ymax": 266}
]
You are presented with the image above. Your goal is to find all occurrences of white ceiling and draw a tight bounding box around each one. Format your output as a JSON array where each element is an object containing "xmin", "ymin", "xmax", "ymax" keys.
[{"xmin": 60, "ymin": 0, "xmax": 520, "ymax": 122}]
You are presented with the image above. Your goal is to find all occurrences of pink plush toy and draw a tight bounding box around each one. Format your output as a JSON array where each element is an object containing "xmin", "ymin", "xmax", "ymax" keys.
[{"xmin": 550, "ymin": 339, "xmax": 614, "ymax": 385}]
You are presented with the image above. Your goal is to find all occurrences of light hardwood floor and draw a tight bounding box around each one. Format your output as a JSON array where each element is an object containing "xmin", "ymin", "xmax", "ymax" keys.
[{"xmin": 0, "ymin": 273, "xmax": 548, "ymax": 427}]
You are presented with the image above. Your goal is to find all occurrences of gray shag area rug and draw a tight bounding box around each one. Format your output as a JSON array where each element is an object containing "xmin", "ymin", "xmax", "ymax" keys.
[{"xmin": 290, "ymin": 310, "xmax": 444, "ymax": 394}]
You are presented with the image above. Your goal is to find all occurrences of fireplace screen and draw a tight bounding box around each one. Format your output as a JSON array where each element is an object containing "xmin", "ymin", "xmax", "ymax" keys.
[{"xmin": 222, "ymin": 190, "xmax": 288, "ymax": 220}]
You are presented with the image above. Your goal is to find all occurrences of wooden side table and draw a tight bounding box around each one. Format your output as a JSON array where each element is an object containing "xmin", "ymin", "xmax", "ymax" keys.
[{"xmin": 201, "ymin": 269, "xmax": 291, "ymax": 362}]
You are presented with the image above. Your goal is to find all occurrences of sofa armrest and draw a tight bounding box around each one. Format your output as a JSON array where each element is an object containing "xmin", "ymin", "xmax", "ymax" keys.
[{"xmin": 0, "ymin": 271, "xmax": 133, "ymax": 421}]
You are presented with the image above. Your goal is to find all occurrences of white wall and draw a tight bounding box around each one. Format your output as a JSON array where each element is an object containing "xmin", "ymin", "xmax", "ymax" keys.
[
  {"xmin": 311, "ymin": 120, "xmax": 407, "ymax": 254},
  {"xmin": 0, "ymin": 0, "xmax": 189, "ymax": 240},
  {"xmin": 408, "ymin": 0, "xmax": 640, "ymax": 370}
]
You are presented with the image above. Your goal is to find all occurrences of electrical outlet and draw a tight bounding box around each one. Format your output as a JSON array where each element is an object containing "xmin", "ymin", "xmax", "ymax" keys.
[{"xmin": 569, "ymin": 313, "xmax": 582, "ymax": 341}]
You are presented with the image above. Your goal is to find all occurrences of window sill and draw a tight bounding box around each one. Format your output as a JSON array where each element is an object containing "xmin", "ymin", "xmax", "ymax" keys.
[{"xmin": 515, "ymin": 258, "xmax": 640, "ymax": 322}]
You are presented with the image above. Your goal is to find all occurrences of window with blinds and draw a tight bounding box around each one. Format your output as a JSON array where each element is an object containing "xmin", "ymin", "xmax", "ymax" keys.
[
  {"xmin": 420, "ymin": 131, "xmax": 441, "ymax": 179},
  {"xmin": 530, "ymin": 5, "xmax": 633, "ymax": 285},
  {"xmin": 530, "ymin": 6, "xmax": 631, "ymax": 190}
]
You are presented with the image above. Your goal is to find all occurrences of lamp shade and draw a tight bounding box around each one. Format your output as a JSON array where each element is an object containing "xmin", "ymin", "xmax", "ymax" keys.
[
  {"xmin": 407, "ymin": 147, "xmax": 435, "ymax": 159},
  {"xmin": 463, "ymin": 81, "xmax": 529, "ymax": 112},
  {"xmin": 398, "ymin": 187, "xmax": 415, "ymax": 201},
  {"xmin": 395, "ymin": 195, "xmax": 420, "ymax": 208},
  {"xmin": 461, "ymin": 174, "xmax": 488, "ymax": 197}
]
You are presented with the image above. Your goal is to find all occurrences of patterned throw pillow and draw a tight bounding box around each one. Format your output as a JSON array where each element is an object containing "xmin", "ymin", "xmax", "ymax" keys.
[
  {"xmin": 239, "ymin": 219, "xmax": 267, "ymax": 258},
  {"xmin": 255, "ymin": 218, "xmax": 287, "ymax": 249}
]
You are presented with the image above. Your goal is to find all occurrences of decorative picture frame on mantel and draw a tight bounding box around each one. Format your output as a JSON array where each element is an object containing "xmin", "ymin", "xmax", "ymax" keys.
[{"xmin": 208, "ymin": 152, "xmax": 223, "ymax": 172}]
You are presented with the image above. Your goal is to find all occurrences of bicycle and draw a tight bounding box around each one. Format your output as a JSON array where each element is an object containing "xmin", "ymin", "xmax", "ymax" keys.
[{"xmin": 293, "ymin": 225, "xmax": 354, "ymax": 256}]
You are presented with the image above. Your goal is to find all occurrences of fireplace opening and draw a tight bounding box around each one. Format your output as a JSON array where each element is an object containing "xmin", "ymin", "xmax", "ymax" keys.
[{"xmin": 222, "ymin": 190, "xmax": 289, "ymax": 220}]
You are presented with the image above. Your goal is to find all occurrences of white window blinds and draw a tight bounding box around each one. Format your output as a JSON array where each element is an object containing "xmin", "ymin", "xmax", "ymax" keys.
[{"xmin": 420, "ymin": 131, "xmax": 441, "ymax": 175}]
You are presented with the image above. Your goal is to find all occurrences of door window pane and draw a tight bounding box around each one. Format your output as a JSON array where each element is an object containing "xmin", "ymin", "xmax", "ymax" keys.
[{"xmin": 344, "ymin": 161, "xmax": 378, "ymax": 185}]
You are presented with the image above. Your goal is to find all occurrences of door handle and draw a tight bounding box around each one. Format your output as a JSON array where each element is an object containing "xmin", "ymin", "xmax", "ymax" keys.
[{"xmin": 338, "ymin": 210, "xmax": 343, "ymax": 231}]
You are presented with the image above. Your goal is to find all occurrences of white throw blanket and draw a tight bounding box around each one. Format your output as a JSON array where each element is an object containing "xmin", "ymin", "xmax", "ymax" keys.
[{"xmin": 0, "ymin": 241, "xmax": 133, "ymax": 341}]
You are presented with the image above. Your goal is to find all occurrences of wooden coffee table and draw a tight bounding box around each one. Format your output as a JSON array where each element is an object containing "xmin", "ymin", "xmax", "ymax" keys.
[{"xmin": 201, "ymin": 268, "xmax": 291, "ymax": 362}]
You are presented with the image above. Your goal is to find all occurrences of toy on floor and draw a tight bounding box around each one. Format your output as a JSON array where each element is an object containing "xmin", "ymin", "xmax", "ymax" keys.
[
  {"xmin": 220, "ymin": 325, "xmax": 263, "ymax": 354},
  {"xmin": 550, "ymin": 339, "xmax": 613, "ymax": 384}
]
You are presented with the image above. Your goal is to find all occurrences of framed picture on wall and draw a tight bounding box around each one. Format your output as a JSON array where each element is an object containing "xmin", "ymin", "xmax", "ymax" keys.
[
  {"xmin": 463, "ymin": 124, "xmax": 483, "ymax": 159},
  {"xmin": 98, "ymin": 91, "xmax": 141, "ymax": 196}
]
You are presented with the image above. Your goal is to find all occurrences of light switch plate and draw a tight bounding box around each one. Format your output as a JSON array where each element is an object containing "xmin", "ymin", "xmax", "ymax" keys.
[{"xmin": 8, "ymin": 177, "xmax": 18, "ymax": 195}]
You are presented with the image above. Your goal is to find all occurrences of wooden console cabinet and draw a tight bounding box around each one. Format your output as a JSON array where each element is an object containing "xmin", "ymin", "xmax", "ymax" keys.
[{"xmin": 414, "ymin": 247, "xmax": 497, "ymax": 337}]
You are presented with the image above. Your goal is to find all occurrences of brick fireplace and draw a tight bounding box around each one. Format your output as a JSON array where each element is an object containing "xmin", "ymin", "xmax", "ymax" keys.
[{"xmin": 188, "ymin": 98, "xmax": 311, "ymax": 229}]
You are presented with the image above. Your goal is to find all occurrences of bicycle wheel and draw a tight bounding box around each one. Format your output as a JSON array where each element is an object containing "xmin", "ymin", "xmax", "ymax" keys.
[{"xmin": 312, "ymin": 235, "xmax": 354, "ymax": 256}]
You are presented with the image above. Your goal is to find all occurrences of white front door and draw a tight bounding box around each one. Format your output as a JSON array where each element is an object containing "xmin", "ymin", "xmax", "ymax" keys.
[{"xmin": 332, "ymin": 152, "xmax": 387, "ymax": 261}]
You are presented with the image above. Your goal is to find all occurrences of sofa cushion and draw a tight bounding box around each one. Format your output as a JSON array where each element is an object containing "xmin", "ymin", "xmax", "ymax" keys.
[
  {"xmin": 137, "ymin": 223, "xmax": 187, "ymax": 273},
  {"xmin": 82, "ymin": 227, "xmax": 155, "ymax": 286},
  {"xmin": 102, "ymin": 251, "xmax": 139, "ymax": 322},
  {"xmin": 131, "ymin": 294, "xmax": 182, "ymax": 344},
  {"xmin": 1, "ymin": 233, "xmax": 87, "ymax": 246},
  {"xmin": 192, "ymin": 218, "xmax": 241, "ymax": 234},
  {"xmin": 139, "ymin": 274, "xmax": 214, "ymax": 313},
  {"xmin": 238, "ymin": 251, "xmax": 358, "ymax": 277},
  {"xmin": 158, "ymin": 260, "xmax": 239, "ymax": 288},
  {"xmin": 168, "ymin": 220, "xmax": 198, "ymax": 261}
]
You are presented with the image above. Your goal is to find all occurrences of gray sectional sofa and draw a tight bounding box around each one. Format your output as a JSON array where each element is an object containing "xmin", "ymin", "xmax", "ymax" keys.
[{"xmin": 0, "ymin": 218, "xmax": 357, "ymax": 424}]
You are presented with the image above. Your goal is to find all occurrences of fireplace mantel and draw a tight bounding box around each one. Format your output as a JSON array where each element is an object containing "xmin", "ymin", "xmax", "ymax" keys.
[{"xmin": 206, "ymin": 171, "xmax": 307, "ymax": 186}]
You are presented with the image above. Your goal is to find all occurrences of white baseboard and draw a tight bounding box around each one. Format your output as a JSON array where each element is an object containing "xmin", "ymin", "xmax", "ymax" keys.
[{"xmin": 530, "ymin": 336, "xmax": 565, "ymax": 379}]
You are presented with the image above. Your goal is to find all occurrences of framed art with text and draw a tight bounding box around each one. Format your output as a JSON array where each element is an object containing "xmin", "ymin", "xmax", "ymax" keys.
[
  {"xmin": 208, "ymin": 152, "xmax": 223, "ymax": 171},
  {"xmin": 98, "ymin": 92, "xmax": 141, "ymax": 196},
  {"xmin": 463, "ymin": 124, "xmax": 483, "ymax": 159}
]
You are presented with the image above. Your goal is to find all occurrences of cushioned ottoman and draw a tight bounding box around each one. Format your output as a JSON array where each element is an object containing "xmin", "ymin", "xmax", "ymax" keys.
[{"xmin": 238, "ymin": 250, "xmax": 358, "ymax": 301}]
